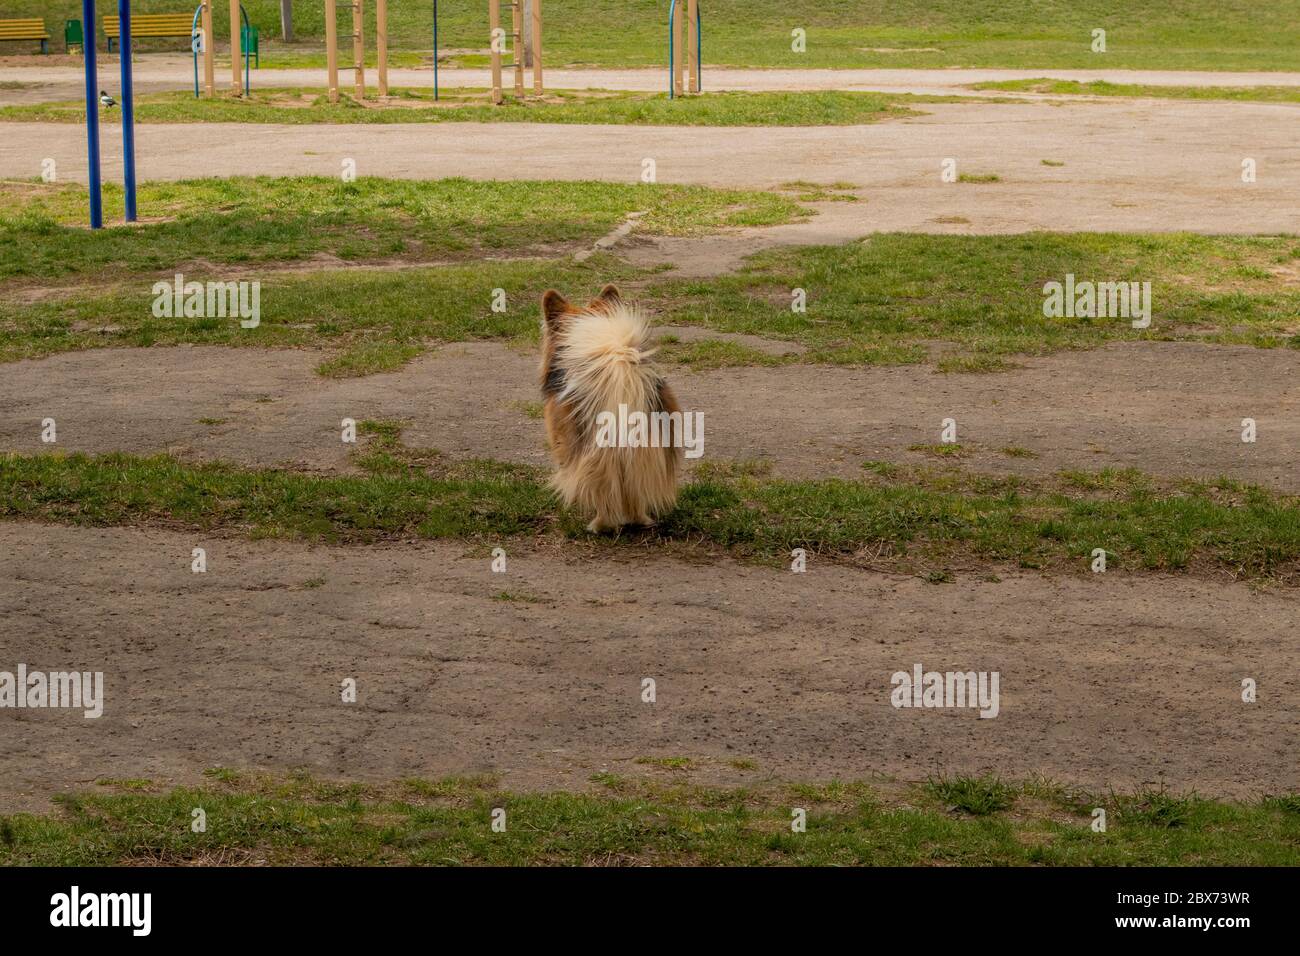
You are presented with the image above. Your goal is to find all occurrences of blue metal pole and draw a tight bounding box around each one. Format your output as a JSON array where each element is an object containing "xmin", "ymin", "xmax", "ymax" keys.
[
  {"xmin": 433, "ymin": 0, "xmax": 439, "ymax": 101},
  {"xmin": 82, "ymin": 0, "xmax": 102, "ymax": 228},
  {"xmin": 241, "ymin": 5, "xmax": 250, "ymax": 95},
  {"xmin": 668, "ymin": 0, "xmax": 675, "ymax": 99},
  {"xmin": 119, "ymin": 0, "xmax": 137, "ymax": 221}
]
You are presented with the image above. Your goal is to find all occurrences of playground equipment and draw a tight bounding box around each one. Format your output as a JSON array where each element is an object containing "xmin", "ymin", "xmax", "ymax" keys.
[
  {"xmin": 80, "ymin": 0, "xmax": 138, "ymax": 228},
  {"xmin": 192, "ymin": 2, "xmax": 253, "ymax": 98},
  {"xmin": 668, "ymin": 0, "xmax": 701, "ymax": 98},
  {"xmin": 488, "ymin": 0, "xmax": 543, "ymax": 104},
  {"xmin": 324, "ymin": 0, "xmax": 389, "ymax": 102}
]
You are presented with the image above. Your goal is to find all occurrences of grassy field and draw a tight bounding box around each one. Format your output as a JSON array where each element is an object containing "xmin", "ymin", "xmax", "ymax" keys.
[
  {"xmin": 3, "ymin": 770, "xmax": 1295, "ymax": 866},
  {"xmin": 5, "ymin": 435, "xmax": 1300, "ymax": 580},
  {"xmin": 658, "ymin": 235, "xmax": 1300, "ymax": 367},
  {"xmin": 4, "ymin": 182, "xmax": 1295, "ymax": 371},
  {"xmin": 973, "ymin": 79, "xmax": 1300, "ymax": 103},
  {"xmin": 0, "ymin": 176, "xmax": 815, "ymax": 284},
  {"xmin": 0, "ymin": 87, "xmax": 922, "ymax": 126},
  {"xmin": 2, "ymin": 0, "xmax": 1296, "ymax": 71}
]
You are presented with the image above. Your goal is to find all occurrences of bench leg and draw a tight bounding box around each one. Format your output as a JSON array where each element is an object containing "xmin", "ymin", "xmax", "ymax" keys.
[
  {"xmin": 41, "ymin": 39, "xmax": 48, "ymax": 54},
  {"xmin": 107, "ymin": 37, "xmax": 114, "ymax": 52}
]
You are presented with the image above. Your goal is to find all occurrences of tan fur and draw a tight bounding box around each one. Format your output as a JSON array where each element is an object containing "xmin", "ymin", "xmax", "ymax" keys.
[{"xmin": 540, "ymin": 285, "xmax": 682, "ymax": 532}]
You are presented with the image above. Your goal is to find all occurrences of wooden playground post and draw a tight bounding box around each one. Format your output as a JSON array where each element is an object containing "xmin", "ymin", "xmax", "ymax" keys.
[
  {"xmin": 229, "ymin": 0, "xmax": 242, "ymax": 94},
  {"xmin": 353, "ymin": 0, "xmax": 365, "ymax": 99},
  {"xmin": 376, "ymin": 0, "xmax": 388, "ymax": 96},
  {"xmin": 201, "ymin": 1, "xmax": 215, "ymax": 97},
  {"xmin": 489, "ymin": 0, "xmax": 503, "ymax": 104},
  {"xmin": 510, "ymin": 0, "xmax": 524, "ymax": 96},
  {"xmin": 531, "ymin": 0, "xmax": 542, "ymax": 94},
  {"xmin": 325, "ymin": 0, "xmax": 339, "ymax": 102},
  {"xmin": 674, "ymin": 4, "xmax": 685, "ymax": 96},
  {"xmin": 687, "ymin": 0, "xmax": 698, "ymax": 92}
]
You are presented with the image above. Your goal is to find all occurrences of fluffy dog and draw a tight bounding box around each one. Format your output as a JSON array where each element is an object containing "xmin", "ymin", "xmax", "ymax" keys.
[{"xmin": 539, "ymin": 284, "xmax": 682, "ymax": 532}]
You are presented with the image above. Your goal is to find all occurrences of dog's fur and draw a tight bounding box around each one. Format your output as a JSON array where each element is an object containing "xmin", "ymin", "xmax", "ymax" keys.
[{"xmin": 539, "ymin": 284, "xmax": 682, "ymax": 532}]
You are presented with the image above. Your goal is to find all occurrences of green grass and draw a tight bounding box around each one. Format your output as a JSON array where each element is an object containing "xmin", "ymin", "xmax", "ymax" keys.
[
  {"xmin": 0, "ymin": 253, "xmax": 639, "ymax": 364},
  {"xmin": 653, "ymin": 233, "xmax": 1300, "ymax": 368},
  {"xmin": 0, "ymin": 87, "xmax": 917, "ymax": 127},
  {"xmin": 927, "ymin": 775, "xmax": 1015, "ymax": 815},
  {"xmin": 973, "ymin": 78, "xmax": 1300, "ymax": 103},
  {"xmin": 0, "ymin": 176, "xmax": 807, "ymax": 283},
  {"xmin": 6, "ymin": 0, "xmax": 1296, "ymax": 70},
  {"xmin": 5, "ymin": 448, "xmax": 1300, "ymax": 581},
  {"xmin": 6, "ymin": 229, "xmax": 1297, "ymax": 371},
  {"xmin": 2, "ymin": 770, "xmax": 1294, "ymax": 865}
]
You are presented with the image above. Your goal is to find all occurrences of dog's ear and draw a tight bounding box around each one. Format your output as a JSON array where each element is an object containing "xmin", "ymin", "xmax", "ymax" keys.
[
  {"xmin": 541, "ymin": 289, "xmax": 570, "ymax": 331},
  {"xmin": 589, "ymin": 284, "xmax": 622, "ymax": 310}
]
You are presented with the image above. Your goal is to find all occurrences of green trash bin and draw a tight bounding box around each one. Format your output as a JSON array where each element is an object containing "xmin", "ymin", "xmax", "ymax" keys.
[
  {"xmin": 65, "ymin": 19, "xmax": 84, "ymax": 55},
  {"xmin": 241, "ymin": 24, "xmax": 259, "ymax": 68}
]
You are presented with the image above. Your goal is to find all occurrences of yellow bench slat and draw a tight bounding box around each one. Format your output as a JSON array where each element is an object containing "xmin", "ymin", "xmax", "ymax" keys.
[
  {"xmin": 102, "ymin": 14, "xmax": 193, "ymax": 38},
  {"xmin": 0, "ymin": 19, "xmax": 49, "ymax": 39}
]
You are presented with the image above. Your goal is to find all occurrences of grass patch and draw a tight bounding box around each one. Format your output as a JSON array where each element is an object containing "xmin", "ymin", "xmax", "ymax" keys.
[
  {"xmin": 5, "ymin": 450, "xmax": 1300, "ymax": 581},
  {"xmin": 652, "ymin": 233, "xmax": 1300, "ymax": 368},
  {"xmin": 957, "ymin": 172, "xmax": 1001, "ymax": 184},
  {"xmin": 10, "ymin": 0, "xmax": 1297, "ymax": 71},
  {"xmin": 2, "ymin": 771, "xmax": 1294, "ymax": 866},
  {"xmin": 927, "ymin": 775, "xmax": 1016, "ymax": 815},
  {"xmin": 0, "ymin": 87, "xmax": 917, "ymax": 128},
  {"xmin": 316, "ymin": 341, "xmax": 424, "ymax": 378},
  {"xmin": 0, "ymin": 254, "xmax": 637, "ymax": 365},
  {"xmin": 973, "ymin": 78, "xmax": 1300, "ymax": 104},
  {"xmin": 0, "ymin": 175, "xmax": 807, "ymax": 283},
  {"xmin": 655, "ymin": 337, "xmax": 788, "ymax": 370}
]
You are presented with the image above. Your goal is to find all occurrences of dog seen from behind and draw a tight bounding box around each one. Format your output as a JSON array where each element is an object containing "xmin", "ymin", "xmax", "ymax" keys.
[{"xmin": 539, "ymin": 284, "xmax": 682, "ymax": 532}]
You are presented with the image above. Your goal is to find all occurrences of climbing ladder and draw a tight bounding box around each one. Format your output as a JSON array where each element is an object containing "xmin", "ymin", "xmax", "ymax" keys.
[
  {"xmin": 489, "ymin": 0, "xmax": 542, "ymax": 104},
  {"xmin": 669, "ymin": 0, "xmax": 702, "ymax": 98}
]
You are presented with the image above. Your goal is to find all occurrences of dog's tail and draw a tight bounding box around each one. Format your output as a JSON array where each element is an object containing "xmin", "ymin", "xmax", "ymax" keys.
[{"xmin": 555, "ymin": 302, "xmax": 661, "ymax": 426}]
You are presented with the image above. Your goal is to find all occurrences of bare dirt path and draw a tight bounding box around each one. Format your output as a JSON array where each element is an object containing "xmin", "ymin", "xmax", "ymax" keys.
[
  {"xmin": 2, "ymin": 520, "xmax": 1296, "ymax": 812},
  {"xmin": 4, "ymin": 60, "xmax": 1300, "ymax": 104},
  {"xmin": 2, "ymin": 342, "xmax": 1297, "ymax": 490},
  {"xmin": 4, "ymin": 99, "xmax": 1295, "ymax": 235}
]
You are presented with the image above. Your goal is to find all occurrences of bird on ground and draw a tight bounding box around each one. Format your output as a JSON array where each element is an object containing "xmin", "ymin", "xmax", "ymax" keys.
[{"xmin": 99, "ymin": 91, "xmax": 116, "ymax": 109}]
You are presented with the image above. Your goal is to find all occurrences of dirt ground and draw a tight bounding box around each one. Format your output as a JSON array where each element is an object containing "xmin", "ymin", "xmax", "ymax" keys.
[
  {"xmin": 3, "ymin": 97, "xmax": 1298, "ymax": 234},
  {"xmin": 4, "ymin": 59, "xmax": 1300, "ymax": 104},
  {"xmin": 2, "ymin": 520, "xmax": 1296, "ymax": 813},
  {"xmin": 2, "ymin": 341, "xmax": 1297, "ymax": 489},
  {"xmin": 2, "ymin": 63, "xmax": 1297, "ymax": 814}
]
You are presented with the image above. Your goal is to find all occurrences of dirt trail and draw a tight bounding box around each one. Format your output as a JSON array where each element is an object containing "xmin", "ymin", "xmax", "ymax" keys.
[
  {"xmin": 3, "ymin": 98, "xmax": 1297, "ymax": 235},
  {"xmin": 2, "ymin": 341, "xmax": 1297, "ymax": 490},
  {"xmin": 4, "ymin": 61, "xmax": 1300, "ymax": 104},
  {"xmin": 1, "ymin": 520, "xmax": 1296, "ymax": 812}
]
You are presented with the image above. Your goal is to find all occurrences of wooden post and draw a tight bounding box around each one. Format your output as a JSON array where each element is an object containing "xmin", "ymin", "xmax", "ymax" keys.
[
  {"xmin": 687, "ymin": 0, "xmax": 698, "ymax": 93},
  {"xmin": 201, "ymin": 1, "xmax": 215, "ymax": 97},
  {"xmin": 353, "ymin": 0, "xmax": 365, "ymax": 99},
  {"xmin": 376, "ymin": 0, "xmax": 388, "ymax": 96},
  {"xmin": 229, "ymin": 0, "xmax": 242, "ymax": 94},
  {"xmin": 280, "ymin": 0, "xmax": 293, "ymax": 42},
  {"xmin": 511, "ymin": 1, "xmax": 524, "ymax": 96},
  {"xmin": 325, "ymin": 0, "xmax": 338, "ymax": 102},
  {"xmin": 531, "ymin": 0, "xmax": 542, "ymax": 94},
  {"xmin": 489, "ymin": 0, "xmax": 503, "ymax": 104},
  {"xmin": 674, "ymin": 2, "xmax": 685, "ymax": 97}
]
